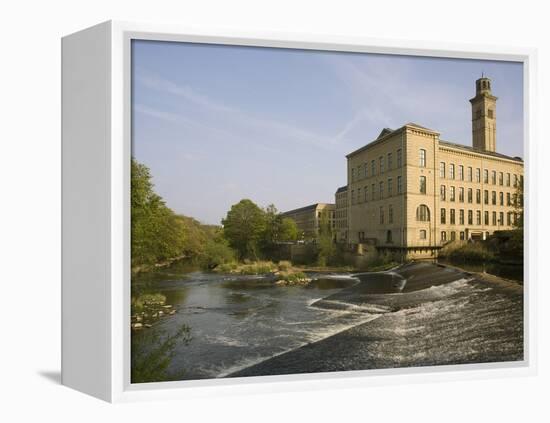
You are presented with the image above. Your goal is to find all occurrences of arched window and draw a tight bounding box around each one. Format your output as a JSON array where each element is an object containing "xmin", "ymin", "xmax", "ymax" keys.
[{"xmin": 416, "ymin": 205, "xmax": 430, "ymax": 222}]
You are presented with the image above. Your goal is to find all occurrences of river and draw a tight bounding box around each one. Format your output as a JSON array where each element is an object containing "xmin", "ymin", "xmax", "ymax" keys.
[{"xmin": 132, "ymin": 261, "xmax": 523, "ymax": 381}]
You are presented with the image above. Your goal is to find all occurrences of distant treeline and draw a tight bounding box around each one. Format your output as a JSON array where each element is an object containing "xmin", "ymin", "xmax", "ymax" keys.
[{"xmin": 131, "ymin": 158, "xmax": 301, "ymax": 272}]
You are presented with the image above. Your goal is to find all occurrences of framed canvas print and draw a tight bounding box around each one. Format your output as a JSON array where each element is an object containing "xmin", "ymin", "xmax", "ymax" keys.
[{"xmin": 61, "ymin": 21, "xmax": 538, "ymax": 402}]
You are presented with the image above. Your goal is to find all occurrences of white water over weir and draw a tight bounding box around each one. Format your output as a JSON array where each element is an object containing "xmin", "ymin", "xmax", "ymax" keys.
[{"xmin": 132, "ymin": 262, "xmax": 523, "ymax": 380}]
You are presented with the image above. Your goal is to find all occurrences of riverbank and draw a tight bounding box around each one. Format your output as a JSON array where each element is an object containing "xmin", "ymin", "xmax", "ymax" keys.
[{"xmin": 228, "ymin": 262, "xmax": 523, "ymax": 378}]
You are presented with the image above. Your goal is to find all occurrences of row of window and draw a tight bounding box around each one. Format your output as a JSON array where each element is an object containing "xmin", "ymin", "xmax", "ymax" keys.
[
  {"xmin": 350, "ymin": 176, "xmax": 403, "ymax": 204},
  {"xmin": 440, "ymin": 186, "xmax": 521, "ymax": 206},
  {"xmin": 439, "ymin": 230, "xmax": 478, "ymax": 242},
  {"xmin": 439, "ymin": 208, "xmax": 518, "ymax": 226},
  {"xmin": 350, "ymin": 149, "xmax": 403, "ymax": 182},
  {"xmin": 438, "ymin": 160, "xmax": 521, "ymax": 187}
]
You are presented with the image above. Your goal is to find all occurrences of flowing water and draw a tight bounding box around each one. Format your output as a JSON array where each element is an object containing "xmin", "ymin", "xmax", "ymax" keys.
[{"xmin": 132, "ymin": 261, "xmax": 523, "ymax": 381}]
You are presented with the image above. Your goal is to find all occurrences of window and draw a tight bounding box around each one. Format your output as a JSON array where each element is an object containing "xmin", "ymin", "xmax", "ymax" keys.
[
  {"xmin": 460, "ymin": 231, "xmax": 465, "ymax": 240},
  {"xmin": 389, "ymin": 205, "xmax": 394, "ymax": 224},
  {"xmin": 420, "ymin": 176, "xmax": 426, "ymax": 194},
  {"xmin": 357, "ymin": 187, "xmax": 361, "ymax": 202},
  {"xmin": 387, "ymin": 153, "xmax": 393, "ymax": 170},
  {"xmin": 416, "ymin": 205, "xmax": 430, "ymax": 221},
  {"xmin": 379, "ymin": 206, "xmax": 384, "ymax": 224},
  {"xmin": 371, "ymin": 160, "xmax": 375, "ymax": 176},
  {"xmin": 507, "ymin": 212, "xmax": 512, "ymax": 226},
  {"xmin": 386, "ymin": 230, "xmax": 392, "ymax": 243},
  {"xmin": 499, "ymin": 192, "xmax": 504, "ymax": 206},
  {"xmin": 450, "ymin": 186, "xmax": 455, "ymax": 202},
  {"xmin": 397, "ymin": 149, "xmax": 402, "ymax": 167},
  {"xmin": 459, "ymin": 187, "xmax": 464, "ymax": 202},
  {"xmin": 492, "ymin": 170, "xmax": 496, "ymax": 185},
  {"xmin": 499, "ymin": 212, "xmax": 504, "ymax": 226},
  {"xmin": 459, "ymin": 209, "xmax": 465, "ymax": 225},
  {"xmin": 450, "ymin": 231, "xmax": 456, "ymax": 241},
  {"xmin": 364, "ymin": 162, "xmax": 369, "ymax": 178},
  {"xmin": 397, "ymin": 176, "xmax": 402, "ymax": 194},
  {"xmin": 468, "ymin": 210, "xmax": 473, "ymax": 225},
  {"xmin": 476, "ymin": 168, "xmax": 481, "ymax": 183},
  {"xmin": 441, "ymin": 208, "xmax": 446, "ymax": 224},
  {"xmin": 476, "ymin": 210, "xmax": 481, "ymax": 225},
  {"xmin": 492, "ymin": 211, "xmax": 497, "ymax": 226},
  {"xmin": 440, "ymin": 162, "xmax": 445, "ymax": 178},
  {"xmin": 484, "ymin": 211, "xmax": 489, "ymax": 225},
  {"xmin": 440, "ymin": 185, "xmax": 446, "ymax": 201},
  {"xmin": 379, "ymin": 156, "xmax": 384, "ymax": 174},
  {"xmin": 513, "ymin": 174, "xmax": 518, "ymax": 187},
  {"xmin": 476, "ymin": 110, "xmax": 482, "ymax": 119},
  {"xmin": 476, "ymin": 189, "xmax": 481, "ymax": 204},
  {"xmin": 450, "ymin": 209, "xmax": 456, "ymax": 225},
  {"xmin": 506, "ymin": 173, "xmax": 511, "ymax": 186},
  {"xmin": 499, "ymin": 172, "xmax": 503, "ymax": 185},
  {"xmin": 364, "ymin": 186, "xmax": 368, "ymax": 202},
  {"xmin": 468, "ymin": 188, "xmax": 473, "ymax": 203},
  {"xmin": 488, "ymin": 109, "xmax": 494, "ymax": 119},
  {"xmin": 358, "ymin": 166, "xmax": 362, "ymax": 179},
  {"xmin": 420, "ymin": 229, "xmax": 427, "ymax": 240},
  {"xmin": 507, "ymin": 192, "xmax": 511, "ymax": 206},
  {"xmin": 371, "ymin": 183, "xmax": 375, "ymax": 201},
  {"xmin": 484, "ymin": 169, "xmax": 489, "ymax": 184},
  {"xmin": 449, "ymin": 164, "xmax": 455, "ymax": 179},
  {"xmin": 441, "ymin": 231, "xmax": 447, "ymax": 242},
  {"xmin": 379, "ymin": 181, "xmax": 384, "ymax": 199},
  {"xmin": 351, "ymin": 168, "xmax": 355, "ymax": 182},
  {"xmin": 468, "ymin": 167, "xmax": 473, "ymax": 182},
  {"xmin": 458, "ymin": 165, "xmax": 464, "ymax": 180},
  {"xmin": 419, "ymin": 149, "xmax": 426, "ymax": 167},
  {"xmin": 484, "ymin": 190, "xmax": 489, "ymax": 204},
  {"xmin": 492, "ymin": 191, "xmax": 496, "ymax": 205}
]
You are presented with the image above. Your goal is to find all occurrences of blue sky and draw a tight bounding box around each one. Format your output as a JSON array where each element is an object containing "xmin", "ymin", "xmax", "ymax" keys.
[{"xmin": 132, "ymin": 40, "xmax": 524, "ymax": 225}]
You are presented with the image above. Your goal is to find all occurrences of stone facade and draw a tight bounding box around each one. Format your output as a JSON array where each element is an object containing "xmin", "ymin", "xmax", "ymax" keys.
[
  {"xmin": 281, "ymin": 203, "xmax": 335, "ymax": 239},
  {"xmin": 345, "ymin": 77, "xmax": 523, "ymax": 259},
  {"xmin": 334, "ymin": 186, "xmax": 348, "ymax": 242}
]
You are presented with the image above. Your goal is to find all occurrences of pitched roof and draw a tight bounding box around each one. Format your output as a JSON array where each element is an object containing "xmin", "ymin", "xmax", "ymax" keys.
[
  {"xmin": 335, "ymin": 185, "xmax": 348, "ymax": 193},
  {"xmin": 281, "ymin": 203, "xmax": 335, "ymax": 215},
  {"xmin": 439, "ymin": 140, "xmax": 523, "ymax": 162}
]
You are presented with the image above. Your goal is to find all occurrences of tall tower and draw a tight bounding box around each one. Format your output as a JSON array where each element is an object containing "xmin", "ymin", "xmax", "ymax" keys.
[{"xmin": 470, "ymin": 76, "xmax": 497, "ymax": 152}]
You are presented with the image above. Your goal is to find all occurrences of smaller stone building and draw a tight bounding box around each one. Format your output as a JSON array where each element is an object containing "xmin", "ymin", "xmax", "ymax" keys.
[
  {"xmin": 334, "ymin": 186, "xmax": 348, "ymax": 243},
  {"xmin": 281, "ymin": 203, "xmax": 335, "ymax": 239}
]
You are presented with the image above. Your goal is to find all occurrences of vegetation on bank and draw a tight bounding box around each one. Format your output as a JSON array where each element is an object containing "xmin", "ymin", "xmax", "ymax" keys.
[
  {"xmin": 439, "ymin": 242, "xmax": 495, "ymax": 262},
  {"xmin": 131, "ymin": 323, "xmax": 191, "ymax": 383}
]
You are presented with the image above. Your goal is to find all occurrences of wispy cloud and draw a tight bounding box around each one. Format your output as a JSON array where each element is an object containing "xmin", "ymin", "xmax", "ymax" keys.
[{"xmin": 135, "ymin": 70, "xmax": 339, "ymax": 152}]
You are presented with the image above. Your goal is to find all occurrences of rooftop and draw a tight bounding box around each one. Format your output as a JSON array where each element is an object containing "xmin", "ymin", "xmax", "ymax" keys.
[
  {"xmin": 281, "ymin": 203, "xmax": 335, "ymax": 215},
  {"xmin": 438, "ymin": 140, "xmax": 523, "ymax": 162},
  {"xmin": 346, "ymin": 122, "xmax": 523, "ymax": 163}
]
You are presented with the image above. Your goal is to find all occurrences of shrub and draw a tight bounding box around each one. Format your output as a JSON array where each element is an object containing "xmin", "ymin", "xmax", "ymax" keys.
[
  {"xmin": 277, "ymin": 260, "xmax": 292, "ymax": 271},
  {"xmin": 445, "ymin": 242, "xmax": 495, "ymax": 262}
]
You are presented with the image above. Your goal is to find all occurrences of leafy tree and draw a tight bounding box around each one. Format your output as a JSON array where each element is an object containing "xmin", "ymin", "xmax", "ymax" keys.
[
  {"xmin": 279, "ymin": 218, "xmax": 299, "ymax": 241},
  {"xmin": 200, "ymin": 229, "xmax": 236, "ymax": 268},
  {"xmin": 222, "ymin": 199, "xmax": 267, "ymax": 259},
  {"xmin": 131, "ymin": 158, "xmax": 187, "ymax": 267}
]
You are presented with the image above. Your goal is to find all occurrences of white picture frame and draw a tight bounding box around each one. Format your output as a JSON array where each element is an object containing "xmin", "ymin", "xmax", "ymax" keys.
[{"xmin": 61, "ymin": 20, "xmax": 538, "ymax": 403}]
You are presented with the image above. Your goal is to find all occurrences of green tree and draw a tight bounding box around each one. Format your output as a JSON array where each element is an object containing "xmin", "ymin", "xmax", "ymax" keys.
[
  {"xmin": 279, "ymin": 217, "xmax": 299, "ymax": 241},
  {"xmin": 222, "ymin": 199, "xmax": 267, "ymax": 259},
  {"xmin": 131, "ymin": 158, "xmax": 187, "ymax": 267}
]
